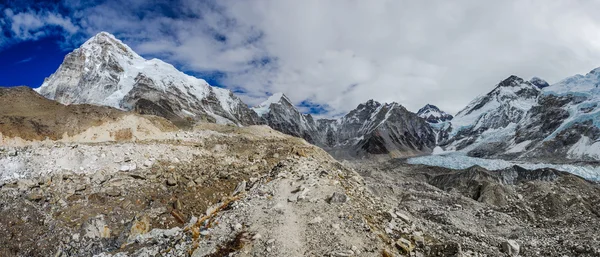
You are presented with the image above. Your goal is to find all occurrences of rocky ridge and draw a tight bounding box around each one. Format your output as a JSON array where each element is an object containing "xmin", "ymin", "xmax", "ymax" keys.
[{"xmin": 254, "ymin": 96, "xmax": 437, "ymax": 160}]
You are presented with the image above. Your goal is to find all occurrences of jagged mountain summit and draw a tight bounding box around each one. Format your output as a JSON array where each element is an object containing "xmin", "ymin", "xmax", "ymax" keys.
[
  {"xmin": 417, "ymin": 104, "xmax": 453, "ymax": 123},
  {"xmin": 251, "ymin": 93, "xmax": 322, "ymax": 143},
  {"xmin": 440, "ymin": 68, "xmax": 600, "ymax": 162},
  {"xmin": 36, "ymin": 32, "xmax": 261, "ymax": 127},
  {"xmin": 253, "ymin": 95, "xmax": 437, "ymax": 159}
]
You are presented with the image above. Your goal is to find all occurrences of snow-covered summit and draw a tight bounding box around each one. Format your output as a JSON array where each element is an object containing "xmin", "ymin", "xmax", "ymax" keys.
[
  {"xmin": 251, "ymin": 92, "xmax": 292, "ymax": 117},
  {"xmin": 529, "ymin": 77, "xmax": 549, "ymax": 89},
  {"xmin": 36, "ymin": 32, "xmax": 260, "ymax": 126},
  {"xmin": 544, "ymin": 67, "xmax": 600, "ymax": 96},
  {"xmin": 417, "ymin": 104, "xmax": 453, "ymax": 123}
]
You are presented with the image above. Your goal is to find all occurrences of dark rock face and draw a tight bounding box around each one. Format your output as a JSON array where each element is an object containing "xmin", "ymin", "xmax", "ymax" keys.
[
  {"xmin": 259, "ymin": 94, "xmax": 321, "ymax": 143},
  {"xmin": 256, "ymin": 96, "xmax": 437, "ymax": 159},
  {"xmin": 416, "ymin": 104, "xmax": 453, "ymax": 124},
  {"xmin": 530, "ymin": 77, "xmax": 550, "ymax": 89}
]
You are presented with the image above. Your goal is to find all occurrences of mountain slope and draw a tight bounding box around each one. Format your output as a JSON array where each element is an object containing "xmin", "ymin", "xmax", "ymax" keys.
[
  {"xmin": 36, "ymin": 32, "xmax": 260, "ymax": 127},
  {"xmin": 254, "ymin": 95, "xmax": 436, "ymax": 159},
  {"xmin": 417, "ymin": 104, "xmax": 453, "ymax": 123},
  {"xmin": 441, "ymin": 75, "xmax": 541, "ymax": 157},
  {"xmin": 440, "ymin": 68, "xmax": 600, "ymax": 162},
  {"xmin": 251, "ymin": 93, "xmax": 321, "ymax": 143}
]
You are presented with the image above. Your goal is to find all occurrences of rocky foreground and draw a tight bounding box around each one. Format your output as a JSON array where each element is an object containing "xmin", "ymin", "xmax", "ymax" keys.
[
  {"xmin": 0, "ymin": 124, "xmax": 402, "ymax": 257},
  {"xmin": 1, "ymin": 86, "xmax": 599, "ymax": 256},
  {"xmin": 2, "ymin": 122, "xmax": 599, "ymax": 257}
]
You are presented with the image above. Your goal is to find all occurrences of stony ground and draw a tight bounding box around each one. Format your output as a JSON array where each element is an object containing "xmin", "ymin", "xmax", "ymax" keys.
[
  {"xmin": 350, "ymin": 159, "xmax": 600, "ymax": 257},
  {"xmin": 0, "ymin": 124, "xmax": 422, "ymax": 257},
  {"xmin": 1, "ymin": 118, "xmax": 600, "ymax": 256}
]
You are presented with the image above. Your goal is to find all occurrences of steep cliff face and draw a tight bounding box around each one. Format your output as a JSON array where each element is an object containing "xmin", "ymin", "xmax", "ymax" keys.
[{"xmin": 36, "ymin": 32, "xmax": 261, "ymax": 126}]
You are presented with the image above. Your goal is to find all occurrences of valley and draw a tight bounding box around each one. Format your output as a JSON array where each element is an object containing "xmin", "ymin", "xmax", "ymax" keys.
[{"xmin": 1, "ymin": 31, "xmax": 600, "ymax": 257}]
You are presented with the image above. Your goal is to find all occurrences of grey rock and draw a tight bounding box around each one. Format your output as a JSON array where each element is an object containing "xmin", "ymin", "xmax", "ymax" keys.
[
  {"xmin": 328, "ymin": 192, "xmax": 348, "ymax": 204},
  {"xmin": 501, "ymin": 240, "xmax": 520, "ymax": 256},
  {"xmin": 166, "ymin": 177, "xmax": 178, "ymax": 186},
  {"xmin": 232, "ymin": 180, "xmax": 246, "ymax": 196}
]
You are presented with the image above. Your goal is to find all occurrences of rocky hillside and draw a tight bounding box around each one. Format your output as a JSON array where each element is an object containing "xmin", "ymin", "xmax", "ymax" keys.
[
  {"xmin": 36, "ymin": 32, "xmax": 261, "ymax": 127},
  {"xmin": 0, "ymin": 86, "xmax": 175, "ymax": 145},
  {"xmin": 355, "ymin": 160, "xmax": 600, "ymax": 256},
  {"xmin": 254, "ymin": 96, "xmax": 437, "ymax": 159}
]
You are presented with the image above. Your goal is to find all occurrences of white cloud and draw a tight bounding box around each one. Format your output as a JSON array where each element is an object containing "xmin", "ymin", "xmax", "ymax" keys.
[
  {"xmin": 3, "ymin": 8, "xmax": 79, "ymax": 41},
  {"xmin": 8, "ymin": 0, "xmax": 600, "ymax": 117}
]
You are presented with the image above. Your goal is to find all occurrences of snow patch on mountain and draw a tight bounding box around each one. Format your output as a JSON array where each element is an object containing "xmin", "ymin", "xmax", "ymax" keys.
[
  {"xmin": 417, "ymin": 104, "xmax": 453, "ymax": 123},
  {"xmin": 251, "ymin": 92, "xmax": 286, "ymax": 117}
]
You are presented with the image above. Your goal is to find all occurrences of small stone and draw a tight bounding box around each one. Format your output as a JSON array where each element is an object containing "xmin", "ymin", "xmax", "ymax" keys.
[
  {"xmin": 309, "ymin": 216, "xmax": 323, "ymax": 224},
  {"xmin": 501, "ymin": 240, "xmax": 520, "ymax": 256},
  {"xmin": 272, "ymin": 153, "xmax": 279, "ymax": 158},
  {"xmin": 396, "ymin": 212, "xmax": 412, "ymax": 224},
  {"xmin": 8, "ymin": 150, "xmax": 17, "ymax": 156},
  {"xmin": 288, "ymin": 194, "xmax": 298, "ymax": 203},
  {"xmin": 232, "ymin": 180, "xmax": 246, "ymax": 196},
  {"xmin": 328, "ymin": 192, "xmax": 348, "ymax": 204},
  {"xmin": 396, "ymin": 238, "xmax": 415, "ymax": 253},
  {"xmin": 232, "ymin": 223, "xmax": 243, "ymax": 231},
  {"xmin": 187, "ymin": 181, "xmax": 196, "ymax": 188},
  {"xmin": 166, "ymin": 177, "xmax": 178, "ymax": 186},
  {"xmin": 17, "ymin": 179, "xmax": 36, "ymax": 191},
  {"xmin": 253, "ymin": 233, "xmax": 262, "ymax": 240},
  {"xmin": 143, "ymin": 160, "xmax": 153, "ymax": 167},
  {"xmin": 27, "ymin": 188, "xmax": 44, "ymax": 201},
  {"xmin": 200, "ymin": 230, "xmax": 210, "ymax": 236},
  {"xmin": 105, "ymin": 188, "xmax": 121, "ymax": 197},
  {"xmin": 173, "ymin": 199, "xmax": 183, "ymax": 210}
]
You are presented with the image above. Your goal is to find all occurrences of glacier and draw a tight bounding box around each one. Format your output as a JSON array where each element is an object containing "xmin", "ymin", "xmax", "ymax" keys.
[{"xmin": 407, "ymin": 153, "xmax": 600, "ymax": 181}]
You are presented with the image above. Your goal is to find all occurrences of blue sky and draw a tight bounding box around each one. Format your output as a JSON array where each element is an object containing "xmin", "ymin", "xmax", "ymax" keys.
[
  {"xmin": 3, "ymin": 0, "xmax": 600, "ymax": 117},
  {"xmin": 0, "ymin": 35, "xmax": 69, "ymax": 87}
]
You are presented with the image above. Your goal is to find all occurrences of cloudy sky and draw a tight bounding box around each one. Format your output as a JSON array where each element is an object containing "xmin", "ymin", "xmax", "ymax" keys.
[{"xmin": 2, "ymin": 0, "xmax": 600, "ymax": 117}]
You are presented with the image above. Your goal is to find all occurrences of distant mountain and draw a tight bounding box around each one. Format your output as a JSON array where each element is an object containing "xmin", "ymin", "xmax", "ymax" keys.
[
  {"xmin": 417, "ymin": 104, "xmax": 453, "ymax": 124},
  {"xmin": 441, "ymin": 75, "xmax": 541, "ymax": 156},
  {"xmin": 36, "ymin": 32, "xmax": 261, "ymax": 127},
  {"xmin": 529, "ymin": 77, "xmax": 550, "ymax": 89},
  {"xmin": 254, "ymin": 96, "xmax": 436, "ymax": 159},
  {"xmin": 251, "ymin": 93, "xmax": 321, "ymax": 143},
  {"xmin": 440, "ymin": 69, "xmax": 600, "ymax": 162}
]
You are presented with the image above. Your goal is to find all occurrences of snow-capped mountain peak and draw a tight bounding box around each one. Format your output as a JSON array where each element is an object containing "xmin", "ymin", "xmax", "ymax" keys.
[
  {"xmin": 544, "ymin": 67, "xmax": 600, "ymax": 96},
  {"xmin": 252, "ymin": 92, "xmax": 293, "ymax": 117},
  {"xmin": 36, "ymin": 31, "xmax": 260, "ymax": 126},
  {"xmin": 417, "ymin": 104, "xmax": 453, "ymax": 123},
  {"xmin": 529, "ymin": 77, "xmax": 549, "ymax": 89}
]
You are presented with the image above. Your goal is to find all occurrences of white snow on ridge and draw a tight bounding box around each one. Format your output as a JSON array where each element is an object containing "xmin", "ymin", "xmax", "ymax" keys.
[
  {"xmin": 407, "ymin": 153, "xmax": 600, "ymax": 181},
  {"xmin": 252, "ymin": 92, "xmax": 285, "ymax": 117}
]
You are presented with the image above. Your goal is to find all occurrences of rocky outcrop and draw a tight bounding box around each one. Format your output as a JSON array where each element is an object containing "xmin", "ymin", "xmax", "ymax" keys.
[{"xmin": 36, "ymin": 32, "xmax": 261, "ymax": 126}]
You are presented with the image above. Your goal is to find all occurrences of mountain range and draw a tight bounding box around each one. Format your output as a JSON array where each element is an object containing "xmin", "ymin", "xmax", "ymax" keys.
[{"xmin": 30, "ymin": 32, "xmax": 600, "ymax": 162}]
